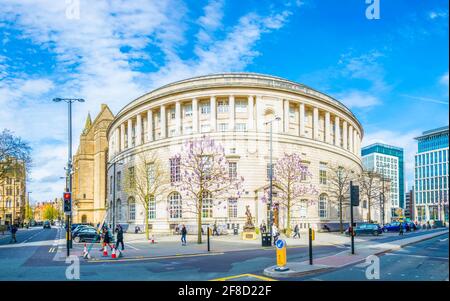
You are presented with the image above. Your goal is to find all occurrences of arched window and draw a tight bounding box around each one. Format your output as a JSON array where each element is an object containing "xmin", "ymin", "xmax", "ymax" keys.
[
  {"xmin": 319, "ymin": 194, "xmax": 328, "ymax": 218},
  {"xmin": 202, "ymin": 191, "xmax": 213, "ymax": 218},
  {"xmin": 81, "ymin": 215, "xmax": 87, "ymax": 224},
  {"xmin": 169, "ymin": 192, "xmax": 182, "ymax": 219},
  {"xmin": 148, "ymin": 195, "xmax": 156, "ymax": 219},
  {"xmin": 128, "ymin": 197, "xmax": 136, "ymax": 221}
]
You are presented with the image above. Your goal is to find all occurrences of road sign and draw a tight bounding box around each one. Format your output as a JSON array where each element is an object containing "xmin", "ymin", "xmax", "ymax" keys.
[
  {"xmin": 351, "ymin": 184, "xmax": 360, "ymax": 206},
  {"xmin": 63, "ymin": 192, "xmax": 71, "ymax": 213},
  {"xmin": 275, "ymin": 239, "xmax": 287, "ymax": 270}
]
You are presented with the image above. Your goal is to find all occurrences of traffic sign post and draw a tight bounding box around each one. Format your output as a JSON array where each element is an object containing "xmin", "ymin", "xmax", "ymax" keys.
[
  {"xmin": 275, "ymin": 239, "xmax": 289, "ymax": 272},
  {"xmin": 308, "ymin": 227, "xmax": 315, "ymax": 265},
  {"xmin": 350, "ymin": 181, "xmax": 360, "ymax": 255},
  {"xmin": 63, "ymin": 191, "xmax": 72, "ymax": 256}
]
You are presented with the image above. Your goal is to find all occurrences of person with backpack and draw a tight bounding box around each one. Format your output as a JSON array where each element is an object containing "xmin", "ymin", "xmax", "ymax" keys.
[
  {"xmin": 181, "ymin": 224, "xmax": 187, "ymax": 246},
  {"xmin": 10, "ymin": 224, "xmax": 18, "ymax": 243},
  {"xmin": 115, "ymin": 225, "xmax": 125, "ymax": 251},
  {"xmin": 293, "ymin": 224, "xmax": 300, "ymax": 238}
]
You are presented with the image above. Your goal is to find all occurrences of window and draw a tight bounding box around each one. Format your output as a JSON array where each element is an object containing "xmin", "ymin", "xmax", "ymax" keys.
[
  {"xmin": 217, "ymin": 100, "xmax": 228, "ymax": 113},
  {"xmin": 128, "ymin": 197, "xmax": 136, "ymax": 220},
  {"xmin": 299, "ymin": 201, "xmax": 307, "ymax": 218},
  {"xmin": 170, "ymin": 157, "xmax": 181, "ymax": 183},
  {"xmin": 218, "ymin": 123, "xmax": 228, "ymax": 132},
  {"xmin": 147, "ymin": 163, "xmax": 155, "ymax": 187},
  {"xmin": 116, "ymin": 199, "xmax": 122, "ymax": 221},
  {"xmin": 230, "ymin": 148, "xmax": 236, "ymax": 154},
  {"xmin": 170, "ymin": 109, "xmax": 176, "ymax": 120},
  {"xmin": 229, "ymin": 162, "xmax": 237, "ymax": 179},
  {"xmin": 202, "ymin": 191, "xmax": 213, "ymax": 218},
  {"xmin": 319, "ymin": 194, "xmax": 328, "ymax": 218},
  {"xmin": 184, "ymin": 126, "xmax": 193, "ymax": 134},
  {"xmin": 148, "ymin": 195, "xmax": 156, "ymax": 219},
  {"xmin": 235, "ymin": 123, "xmax": 247, "ymax": 132},
  {"xmin": 289, "ymin": 106, "xmax": 296, "ymax": 119},
  {"xmin": 228, "ymin": 198, "xmax": 237, "ymax": 218},
  {"xmin": 201, "ymin": 124, "xmax": 210, "ymax": 133},
  {"xmin": 319, "ymin": 163, "xmax": 327, "ymax": 185},
  {"xmin": 235, "ymin": 100, "xmax": 247, "ymax": 113},
  {"xmin": 201, "ymin": 156, "xmax": 212, "ymax": 181},
  {"xmin": 200, "ymin": 103, "xmax": 210, "ymax": 114},
  {"xmin": 110, "ymin": 176, "xmax": 113, "ymax": 194},
  {"xmin": 169, "ymin": 192, "xmax": 182, "ymax": 219},
  {"xmin": 184, "ymin": 104, "xmax": 192, "ymax": 117},
  {"xmin": 169, "ymin": 129, "xmax": 176, "ymax": 137},
  {"xmin": 128, "ymin": 167, "xmax": 135, "ymax": 189},
  {"xmin": 116, "ymin": 171, "xmax": 122, "ymax": 191}
]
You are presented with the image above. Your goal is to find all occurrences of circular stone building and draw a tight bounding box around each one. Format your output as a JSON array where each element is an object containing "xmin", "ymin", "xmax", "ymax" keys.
[{"xmin": 106, "ymin": 73, "xmax": 365, "ymax": 234}]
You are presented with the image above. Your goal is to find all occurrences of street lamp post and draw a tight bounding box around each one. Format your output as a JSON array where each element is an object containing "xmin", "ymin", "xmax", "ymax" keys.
[
  {"xmin": 264, "ymin": 116, "xmax": 281, "ymax": 245},
  {"xmin": 107, "ymin": 161, "xmax": 123, "ymax": 231},
  {"xmin": 378, "ymin": 163, "xmax": 389, "ymax": 225},
  {"xmin": 53, "ymin": 97, "xmax": 84, "ymax": 257}
]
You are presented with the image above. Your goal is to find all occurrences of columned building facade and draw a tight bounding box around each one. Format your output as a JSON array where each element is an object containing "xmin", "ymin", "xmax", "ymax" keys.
[{"xmin": 106, "ymin": 73, "xmax": 365, "ymax": 234}]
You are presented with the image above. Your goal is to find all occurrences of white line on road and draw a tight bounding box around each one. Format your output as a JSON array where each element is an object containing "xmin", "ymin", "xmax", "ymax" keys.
[
  {"xmin": 125, "ymin": 243, "xmax": 139, "ymax": 250},
  {"xmin": 384, "ymin": 253, "xmax": 448, "ymax": 260},
  {"xmin": 439, "ymin": 238, "xmax": 448, "ymax": 242},
  {"xmin": 22, "ymin": 229, "xmax": 45, "ymax": 243}
]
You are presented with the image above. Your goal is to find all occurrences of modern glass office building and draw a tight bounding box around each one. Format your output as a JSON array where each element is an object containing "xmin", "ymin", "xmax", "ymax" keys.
[
  {"xmin": 414, "ymin": 126, "xmax": 449, "ymax": 222},
  {"xmin": 362, "ymin": 143, "xmax": 405, "ymax": 218}
]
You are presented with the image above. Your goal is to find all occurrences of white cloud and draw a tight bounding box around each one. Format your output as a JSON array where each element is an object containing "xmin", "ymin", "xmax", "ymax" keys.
[
  {"xmin": 337, "ymin": 90, "xmax": 381, "ymax": 109},
  {"xmin": 429, "ymin": 10, "xmax": 448, "ymax": 20},
  {"xmin": 0, "ymin": 1, "xmax": 296, "ymax": 202},
  {"xmin": 439, "ymin": 71, "xmax": 449, "ymax": 87},
  {"xmin": 362, "ymin": 129, "xmax": 422, "ymax": 187}
]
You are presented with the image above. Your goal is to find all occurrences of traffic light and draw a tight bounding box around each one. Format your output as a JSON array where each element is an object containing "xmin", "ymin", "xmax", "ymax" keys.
[
  {"xmin": 351, "ymin": 184, "xmax": 360, "ymax": 206},
  {"xmin": 63, "ymin": 192, "xmax": 71, "ymax": 213}
]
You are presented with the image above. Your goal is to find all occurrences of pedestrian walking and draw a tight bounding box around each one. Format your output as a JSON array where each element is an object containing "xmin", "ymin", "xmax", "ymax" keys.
[
  {"xmin": 426, "ymin": 221, "xmax": 431, "ymax": 230},
  {"xmin": 213, "ymin": 222, "xmax": 219, "ymax": 236},
  {"xmin": 103, "ymin": 227, "xmax": 114, "ymax": 250},
  {"xmin": 272, "ymin": 224, "xmax": 279, "ymax": 244},
  {"xmin": 181, "ymin": 224, "xmax": 187, "ymax": 246},
  {"xmin": 293, "ymin": 224, "xmax": 300, "ymax": 238},
  {"xmin": 115, "ymin": 225, "xmax": 125, "ymax": 251},
  {"xmin": 10, "ymin": 224, "xmax": 18, "ymax": 243},
  {"xmin": 399, "ymin": 222, "xmax": 404, "ymax": 236}
]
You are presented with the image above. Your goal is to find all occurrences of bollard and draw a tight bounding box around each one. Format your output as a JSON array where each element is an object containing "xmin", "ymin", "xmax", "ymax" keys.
[
  {"xmin": 275, "ymin": 239, "xmax": 289, "ymax": 272},
  {"xmin": 309, "ymin": 228, "xmax": 313, "ymax": 265},
  {"xmin": 207, "ymin": 226, "xmax": 210, "ymax": 252}
]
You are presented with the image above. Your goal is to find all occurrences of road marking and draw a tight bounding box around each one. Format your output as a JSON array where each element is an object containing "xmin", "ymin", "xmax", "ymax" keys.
[
  {"xmin": 125, "ymin": 243, "xmax": 139, "ymax": 250},
  {"xmin": 49, "ymin": 247, "xmax": 56, "ymax": 253},
  {"xmin": 384, "ymin": 253, "xmax": 448, "ymax": 260},
  {"xmin": 23, "ymin": 229, "xmax": 45, "ymax": 243},
  {"xmin": 439, "ymin": 238, "xmax": 448, "ymax": 242},
  {"xmin": 88, "ymin": 252, "xmax": 225, "ymax": 263},
  {"xmin": 210, "ymin": 273, "xmax": 277, "ymax": 281}
]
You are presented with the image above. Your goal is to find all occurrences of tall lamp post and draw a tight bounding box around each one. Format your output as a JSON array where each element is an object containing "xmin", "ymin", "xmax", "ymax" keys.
[
  {"xmin": 264, "ymin": 116, "xmax": 281, "ymax": 244},
  {"xmin": 27, "ymin": 191, "xmax": 32, "ymax": 226},
  {"xmin": 107, "ymin": 161, "xmax": 123, "ymax": 231},
  {"xmin": 378, "ymin": 163, "xmax": 389, "ymax": 225},
  {"xmin": 53, "ymin": 97, "xmax": 85, "ymax": 257}
]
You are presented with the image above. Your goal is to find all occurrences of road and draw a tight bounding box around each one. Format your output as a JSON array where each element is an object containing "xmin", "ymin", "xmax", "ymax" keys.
[
  {"xmin": 0, "ymin": 227, "xmax": 448, "ymax": 281},
  {"xmin": 293, "ymin": 233, "xmax": 449, "ymax": 281}
]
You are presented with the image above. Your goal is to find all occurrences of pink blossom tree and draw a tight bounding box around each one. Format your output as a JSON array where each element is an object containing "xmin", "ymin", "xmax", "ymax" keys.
[
  {"xmin": 262, "ymin": 153, "xmax": 318, "ymax": 236},
  {"xmin": 171, "ymin": 136, "xmax": 245, "ymax": 244}
]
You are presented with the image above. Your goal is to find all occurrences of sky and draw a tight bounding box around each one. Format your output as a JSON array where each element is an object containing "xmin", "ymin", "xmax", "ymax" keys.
[{"xmin": 0, "ymin": 0, "xmax": 448, "ymax": 203}]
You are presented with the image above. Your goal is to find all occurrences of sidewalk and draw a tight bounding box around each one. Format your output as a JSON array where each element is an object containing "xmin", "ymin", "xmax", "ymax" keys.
[
  {"xmin": 263, "ymin": 228, "xmax": 449, "ymax": 278},
  {"xmin": 77, "ymin": 228, "xmax": 446, "ymax": 262}
]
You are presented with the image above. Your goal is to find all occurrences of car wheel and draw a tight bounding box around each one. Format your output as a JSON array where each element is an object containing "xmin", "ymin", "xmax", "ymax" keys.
[
  {"xmin": 74, "ymin": 236, "xmax": 80, "ymax": 243},
  {"xmin": 373, "ymin": 231, "xmax": 379, "ymax": 236},
  {"xmin": 383, "ymin": 228, "xmax": 388, "ymax": 233}
]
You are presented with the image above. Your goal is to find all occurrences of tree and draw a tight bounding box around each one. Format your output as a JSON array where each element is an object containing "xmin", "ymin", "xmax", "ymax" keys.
[
  {"xmin": 359, "ymin": 169, "xmax": 382, "ymax": 222},
  {"xmin": 123, "ymin": 152, "xmax": 169, "ymax": 240},
  {"xmin": 0, "ymin": 129, "xmax": 32, "ymax": 185},
  {"xmin": 43, "ymin": 203, "xmax": 59, "ymax": 221},
  {"xmin": 261, "ymin": 153, "xmax": 318, "ymax": 236},
  {"xmin": 24, "ymin": 202, "xmax": 34, "ymax": 223},
  {"xmin": 172, "ymin": 136, "xmax": 245, "ymax": 244},
  {"xmin": 327, "ymin": 165, "xmax": 358, "ymax": 233}
]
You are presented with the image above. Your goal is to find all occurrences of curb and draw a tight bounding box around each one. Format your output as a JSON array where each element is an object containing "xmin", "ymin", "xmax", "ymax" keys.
[{"xmin": 263, "ymin": 229, "xmax": 448, "ymax": 278}]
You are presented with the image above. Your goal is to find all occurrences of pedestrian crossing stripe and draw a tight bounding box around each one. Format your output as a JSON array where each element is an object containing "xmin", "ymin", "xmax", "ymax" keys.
[{"xmin": 210, "ymin": 274, "xmax": 277, "ymax": 281}]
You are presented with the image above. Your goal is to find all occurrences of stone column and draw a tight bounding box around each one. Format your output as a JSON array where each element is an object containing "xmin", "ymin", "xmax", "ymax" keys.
[
  {"xmin": 334, "ymin": 116, "xmax": 340, "ymax": 147},
  {"xmin": 229, "ymin": 95, "xmax": 235, "ymax": 131},
  {"xmin": 348, "ymin": 125, "xmax": 353, "ymax": 153},
  {"xmin": 248, "ymin": 95, "xmax": 255, "ymax": 130},
  {"xmin": 160, "ymin": 105, "xmax": 166, "ymax": 138},
  {"xmin": 353, "ymin": 130, "xmax": 358, "ymax": 155},
  {"xmin": 115, "ymin": 127, "xmax": 120, "ymax": 154},
  {"xmin": 325, "ymin": 111, "xmax": 331, "ymax": 143},
  {"xmin": 343, "ymin": 121, "xmax": 348, "ymax": 150},
  {"xmin": 136, "ymin": 114, "xmax": 142, "ymax": 146},
  {"xmin": 313, "ymin": 107, "xmax": 319, "ymax": 140},
  {"xmin": 299, "ymin": 103, "xmax": 305, "ymax": 137},
  {"xmin": 192, "ymin": 98, "xmax": 199, "ymax": 133},
  {"xmin": 127, "ymin": 119, "xmax": 132, "ymax": 148},
  {"xmin": 120, "ymin": 123, "xmax": 125, "ymax": 151},
  {"xmin": 147, "ymin": 110, "xmax": 153, "ymax": 142},
  {"xmin": 175, "ymin": 101, "xmax": 181, "ymax": 135},
  {"xmin": 210, "ymin": 96, "xmax": 216, "ymax": 132},
  {"xmin": 284, "ymin": 99, "xmax": 290, "ymax": 133}
]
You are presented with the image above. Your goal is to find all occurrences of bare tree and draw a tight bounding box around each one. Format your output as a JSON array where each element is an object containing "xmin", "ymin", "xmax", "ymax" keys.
[
  {"xmin": 359, "ymin": 169, "xmax": 382, "ymax": 222},
  {"xmin": 0, "ymin": 129, "xmax": 32, "ymax": 185},
  {"xmin": 327, "ymin": 165, "xmax": 358, "ymax": 233},
  {"xmin": 173, "ymin": 136, "xmax": 245, "ymax": 244},
  {"xmin": 123, "ymin": 152, "xmax": 170, "ymax": 240}
]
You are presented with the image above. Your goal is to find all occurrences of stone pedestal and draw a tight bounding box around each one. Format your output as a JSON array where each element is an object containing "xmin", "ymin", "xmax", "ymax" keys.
[{"xmin": 242, "ymin": 231, "xmax": 257, "ymax": 240}]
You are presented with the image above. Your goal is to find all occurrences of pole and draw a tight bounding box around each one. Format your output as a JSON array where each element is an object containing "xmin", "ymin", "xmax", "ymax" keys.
[
  {"xmin": 112, "ymin": 162, "xmax": 116, "ymax": 231},
  {"xmin": 350, "ymin": 181, "xmax": 355, "ymax": 255},
  {"xmin": 308, "ymin": 227, "xmax": 313, "ymax": 265},
  {"xmin": 207, "ymin": 226, "xmax": 210, "ymax": 252},
  {"xmin": 268, "ymin": 121, "xmax": 273, "ymax": 245}
]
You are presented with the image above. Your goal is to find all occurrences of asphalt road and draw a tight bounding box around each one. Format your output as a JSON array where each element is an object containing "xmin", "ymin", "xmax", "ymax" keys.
[
  {"xmin": 294, "ymin": 232, "xmax": 449, "ymax": 281},
  {"xmin": 0, "ymin": 227, "xmax": 448, "ymax": 281}
]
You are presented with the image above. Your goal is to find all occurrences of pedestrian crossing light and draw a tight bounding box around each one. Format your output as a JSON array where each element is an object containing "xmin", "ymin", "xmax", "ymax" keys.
[{"xmin": 63, "ymin": 192, "xmax": 71, "ymax": 213}]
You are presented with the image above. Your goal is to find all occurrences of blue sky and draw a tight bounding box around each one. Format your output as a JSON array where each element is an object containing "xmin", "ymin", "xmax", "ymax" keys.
[{"xmin": 0, "ymin": 0, "xmax": 448, "ymax": 203}]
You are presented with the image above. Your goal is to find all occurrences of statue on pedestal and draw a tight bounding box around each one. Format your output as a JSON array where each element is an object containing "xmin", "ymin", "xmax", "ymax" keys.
[{"xmin": 243, "ymin": 205, "xmax": 255, "ymax": 231}]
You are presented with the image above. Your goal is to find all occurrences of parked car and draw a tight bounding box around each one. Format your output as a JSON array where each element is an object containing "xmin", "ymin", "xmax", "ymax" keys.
[
  {"xmin": 43, "ymin": 220, "xmax": 51, "ymax": 229},
  {"xmin": 72, "ymin": 228, "xmax": 101, "ymax": 243},
  {"xmin": 72, "ymin": 225, "xmax": 95, "ymax": 237},
  {"xmin": 345, "ymin": 223, "xmax": 382, "ymax": 236},
  {"xmin": 382, "ymin": 222, "xmax": 407, "ymax": 233}
]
